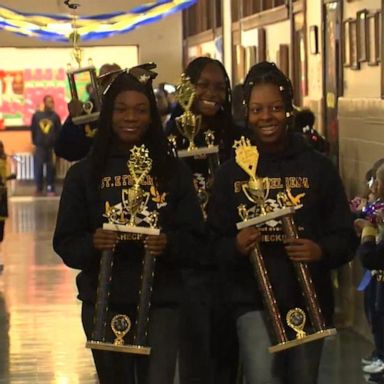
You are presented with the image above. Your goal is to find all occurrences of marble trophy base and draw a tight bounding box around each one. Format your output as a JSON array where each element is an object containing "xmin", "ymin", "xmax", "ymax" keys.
[
  {"xmin": 103, "ymin": 223, "xmax": 160, "ymax": 236},
  {"xmin": 269, "ymin": 328, "xmax": 337, "ymax": 353},
  {"xmin": 86, "ymin": 340, "xmax": 151, "ymax": 355},
  {"xmin": 72, "ymin": 112, "xmax": 99, "ymax": 125},
  {"xmin": 236, "ymin": 206, "xmax": 296, "ymax": 230},
  {"xmin": 177, "ymin": 145, "xmax": 218, "ymax": 158}
]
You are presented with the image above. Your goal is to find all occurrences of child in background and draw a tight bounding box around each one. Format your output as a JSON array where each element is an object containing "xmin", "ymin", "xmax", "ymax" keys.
[
  {"xmin": 293, "ymin": 108, "xmax": 329, "ymax": 155},
  {"xmin": 350, "ymin": 161, "xmax": 384, "ymax": 218},
  {"xmin": 0, "ymin": 140, "xmax": 16, "ymax": 272},
  {"xmin": 356, "ymin": 162, "xmax": 384, "ymax": 380}
]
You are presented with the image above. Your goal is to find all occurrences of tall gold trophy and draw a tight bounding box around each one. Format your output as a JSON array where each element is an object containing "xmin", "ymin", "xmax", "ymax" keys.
[
  {"xmin": 86, "ymin": 145, "xmax": 159, "ymax": 355},
  {"xmin": 170, "ymin": 74, "xmax": 221, "ymax": 217},
  {"xmin": 66, "ymin": 7, "xmax": 101, "ymax": 125},
  {"xmin": 173, "ymin": 74, "xmax": 219, "ymax": 159},
  {"xmin": 234, "ymin": 137, "xmax": 336, "ymax": 353}
]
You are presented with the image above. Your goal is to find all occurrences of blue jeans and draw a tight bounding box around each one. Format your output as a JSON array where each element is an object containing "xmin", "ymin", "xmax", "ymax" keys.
[
  {"xmin": 237, "ymin": 310, "xmax": 324, "ymax": 384},
  {"xmin": 34, "ymin": 146, "xmax": 55, "ymax": 192}
]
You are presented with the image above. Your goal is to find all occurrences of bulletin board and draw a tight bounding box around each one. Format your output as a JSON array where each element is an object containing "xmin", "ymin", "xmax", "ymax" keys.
[{"xmin": 0, "ymin": 45, "xmax": 138, "ymax": 129}]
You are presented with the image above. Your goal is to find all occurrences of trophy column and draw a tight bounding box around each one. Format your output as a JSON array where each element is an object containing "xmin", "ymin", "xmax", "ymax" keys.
[
  {"xmin": 134, "ymin": 249, "xmax": 156, "ymax": 347},
  {"xmin": 92, "ymin": 249, "xmax": 114, "ymax": 342},
  {"xmin": 248, "ymin": 245, "xmax": 288, "ymax": 345},
  {"xmin": 86, "ymin": 145, "xmax": 159, "ymax": 356},
  {"xmin": 280, "ymin": 210, "xmax": 329, "ymax": 334},
  {"xmin": 234, "ymin": 136, "xmax": 337, "ymax": 353},
  {"xmin": 237, "ymin": 208, "xmax": 298, "ymax": 352}
]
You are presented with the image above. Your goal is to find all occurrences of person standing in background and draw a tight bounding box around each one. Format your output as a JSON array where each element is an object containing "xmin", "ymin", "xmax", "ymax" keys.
[
  {"xmin": 154, "ymin": 88, "xmax": 172, "ymax": 130},
  {"xmin": 54, "ymin": 63, "xmax": 121, "ymax": 162},
  {"xmin": 0, "ymin": 140, "xmax": 16, "ymax": 271},
  {"xmin": 31, "ymin": 95, "xmax": 61, "ymax": 196}
]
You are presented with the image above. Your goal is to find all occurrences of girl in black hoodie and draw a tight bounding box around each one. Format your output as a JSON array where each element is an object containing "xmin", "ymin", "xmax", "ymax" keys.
[
  {"xmin": 207, "ymin": 62, "xmax": 356, "ymax": 384},
  {"xmin": 53, "ymin": 66, "xmax": 204, "ymax": 384},
  {"xmin": 167, "ymin": 57, "xmax": 240, "ymax": 384}
]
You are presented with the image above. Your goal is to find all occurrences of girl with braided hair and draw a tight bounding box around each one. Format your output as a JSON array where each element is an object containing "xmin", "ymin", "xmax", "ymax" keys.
[
  {"xmin": 166, "ymin": 56, "xmax": 237, "ymax": 161},
  {"xmin": 208, "ymin": 62, "xmax": 356, "ymax": 383},
  {"xmin": 167, "ymin": 57, "xmax": 242, "ymax": 384},
  {"xmin": 53, "ymin": 66, "xmax": 205, "ymax": 384}
]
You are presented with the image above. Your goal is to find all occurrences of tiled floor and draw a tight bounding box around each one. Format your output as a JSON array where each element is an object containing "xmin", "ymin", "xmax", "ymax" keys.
[
  {"xmin": 0, "ymin": 197, "xmax": 378, "ymax": 383},
  {"xmin": 0, "ymin": 197, "xmax": 97, "ymax": 384}
]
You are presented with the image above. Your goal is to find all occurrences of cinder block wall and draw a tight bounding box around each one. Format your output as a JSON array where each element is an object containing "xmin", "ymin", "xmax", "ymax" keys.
[
  {"xmin": 338, "ymin": 97, "xmax": 384, "ymax": 339},
  {"xmin": 339, "ymin": 98, "xmax": 384, "ymax": 198}
]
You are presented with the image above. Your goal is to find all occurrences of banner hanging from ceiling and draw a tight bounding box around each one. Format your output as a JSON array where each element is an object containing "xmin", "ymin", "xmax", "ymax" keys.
[{"xmin": 0, "ymin": 0, "xmax": 196, "ymax": 42}]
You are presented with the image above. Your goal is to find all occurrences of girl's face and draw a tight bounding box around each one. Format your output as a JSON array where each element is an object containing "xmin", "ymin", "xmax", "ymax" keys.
[
  {"xmin": 193, "ymin": 63, "xmax": 226, "ymax": 117},
  {"xmin": 112, "ymin": 90, "xmax": 151, "ymax": 146},
  {"xmin": 248, "ymin": 83, "xmax": 288, "ymax": 150},
  {"xmin": 374, "ymin": 176, "xmax": 384, "ymax": 199}
]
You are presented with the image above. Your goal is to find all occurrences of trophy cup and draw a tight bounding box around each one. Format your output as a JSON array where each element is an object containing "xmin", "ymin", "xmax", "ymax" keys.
[
  {"xmin": 66, "ymin": 11, "xmax": 101, "ymax": 125},
  {"xmin": 86, "ymin": 145, "xmax": 160, "ymax": 355},
  {"xmin": 234, "ymin": 137, "xmax": 336, "ymax": 353},
  {"xmin": 173, "ymin": 74, "xmax": 219, "ymax": 161}
]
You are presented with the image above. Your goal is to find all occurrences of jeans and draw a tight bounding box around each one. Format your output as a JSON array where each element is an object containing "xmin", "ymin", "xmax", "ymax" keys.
[
  {"xmin": 34, "ymin": 146, "xmax": 55, "ymax": 192},
  {"xmin": 237, "ymin": 310, "xmax": 324, "ymax": 384},
  {"xmin": 82, "ymin": 302, "xmax": 179, "ymax": 384}
]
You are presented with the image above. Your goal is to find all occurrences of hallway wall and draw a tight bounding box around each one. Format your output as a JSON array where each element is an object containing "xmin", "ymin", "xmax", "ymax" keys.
[{"xmin": 0, "ymin": 0, "xmax": 183, "ymax": 86}]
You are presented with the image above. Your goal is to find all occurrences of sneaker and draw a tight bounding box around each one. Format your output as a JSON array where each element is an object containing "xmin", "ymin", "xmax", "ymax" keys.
[
  {"xmin": 368, "ymin": 373, "xmax": 384, "ymax": 383},
  {"xmin": 363, "ymin": 352, "xmax": 379, "ymax": 365},
  {"xmin": 363, "ymin": 359, "xmax": 384, "ymax": 374}
]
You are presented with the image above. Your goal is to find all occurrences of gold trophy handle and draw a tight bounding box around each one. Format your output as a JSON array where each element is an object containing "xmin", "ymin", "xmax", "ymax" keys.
[{"xmin": 263, "ymin": 177, "xmax": 270, "ymax": 200}]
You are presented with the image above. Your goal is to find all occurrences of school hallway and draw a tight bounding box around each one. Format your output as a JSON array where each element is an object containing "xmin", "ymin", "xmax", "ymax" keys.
[{"xmin": 0, "ymin": 197, "xmax": 377, "ymax": 384}]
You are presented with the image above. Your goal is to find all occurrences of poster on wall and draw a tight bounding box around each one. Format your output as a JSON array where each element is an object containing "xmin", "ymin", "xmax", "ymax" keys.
[
  {"xmin": 0, "ymin": 68, "xmax": 68, "ymax": 129},
  {"xmin": 0, "ymin": 46, "xmax": 138, "ymax": 129}
]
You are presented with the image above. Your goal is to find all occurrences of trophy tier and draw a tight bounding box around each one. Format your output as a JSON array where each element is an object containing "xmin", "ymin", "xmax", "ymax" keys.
[
  {"xmin": 72, "ymin": 112, "xmax": 100, "ymax": 125},
  {"xmin": 86, "ymin": 340, "xmax": 151, "ymax": 355},
  {"xmin": 67, "ymin": 65, "xmax": 97, "ymax": 75},
  {"xmin": 236, "ymin": 206, "xmax": 297, "ymax": 230},
  {"xmin": 103, "ymin": 223, "xmax": 160, "ymax": 236},
  {"xmin": 268, "ymin": 328, "xmax": 337, "ymax": 353},
  {"xmin": 177, "ymin": 145, "xmax": 219, "ymax": 158}
]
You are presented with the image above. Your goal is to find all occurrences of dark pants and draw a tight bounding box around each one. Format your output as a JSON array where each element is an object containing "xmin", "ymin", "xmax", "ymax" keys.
[
  {"xmin": 211, "ymin": 302, "xmax": 239, "ymax": 384},
  {"xmin": 373, "ymin": 280, "xmax": 384, "ymax": 360},
  {"xmin": 34, "ymin": 146, "xmax": 55, "ymax": 192},
  {"xmin": 82, "ymin": 302, "xmax": 179, "ymax": 384},
  {"xmin": 0, "ymin": 221, "xmax": 5, "ymax": 242},
  {"xmin": 179, "ymin": 299, "xmax": 213, "ymax": 384}
]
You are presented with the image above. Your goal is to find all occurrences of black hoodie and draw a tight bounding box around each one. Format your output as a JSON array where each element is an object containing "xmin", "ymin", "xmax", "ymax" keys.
[
  {"xmin": 31, "ymin": 110, "xmax": 61, "ymax": 148},
  {"xmin": 53, "ymin": 155, "xmax": 205, "ymax": 308},
  {"xmin": 207, "ymin": 133, "xmax": 357, "ymax": 323}
]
